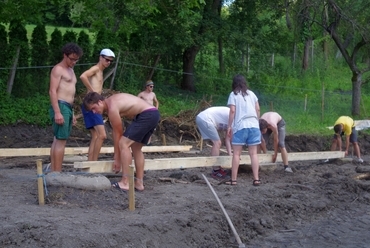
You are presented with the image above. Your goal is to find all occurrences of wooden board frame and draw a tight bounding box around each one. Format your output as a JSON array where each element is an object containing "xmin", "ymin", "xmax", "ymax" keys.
[
  {"xmin": 74, "ymin": 151, "xmax": 345, "ymax": 173},
  {"xmin": 0, "ymin": 145, "xmax": 192, "ymax": 157}
]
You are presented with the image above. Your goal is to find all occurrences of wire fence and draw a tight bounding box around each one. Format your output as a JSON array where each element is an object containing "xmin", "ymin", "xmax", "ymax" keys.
[{"xmin": 0, "ymin": 60, "xmax": 367, "ymax": 125}]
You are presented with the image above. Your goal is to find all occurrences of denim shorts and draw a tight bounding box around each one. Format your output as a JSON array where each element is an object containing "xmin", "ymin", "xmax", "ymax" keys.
[{"xmin": 232, "ymin": 128, "xmax": 261, "ymax": 146}]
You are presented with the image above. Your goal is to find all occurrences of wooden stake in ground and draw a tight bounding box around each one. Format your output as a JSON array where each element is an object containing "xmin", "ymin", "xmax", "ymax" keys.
[
  {"xmin": 128, "ymin": 165, "xmax": 135, "ymax": 211},
  {"xmin": 36, "ymin": 159, "xmax": 45, "ymax": 206},
  {"xmin": 202, "ymin": 174, "xmax": 245, "ymax": 248}
]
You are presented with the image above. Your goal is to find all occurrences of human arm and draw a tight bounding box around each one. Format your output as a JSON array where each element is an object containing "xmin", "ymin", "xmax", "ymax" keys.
[
  {"xmin": 108, "ymin": 107, "xmax": 124, "ymax": 170},
  {"xmin": 344, "ymin": 135, "xmax": 350, "ymax": 156},
  {"xmin": 255, "ymin": 101, "xmax": 260, "ymax": 118},
  {"xmin": 80, "ymin": 67, "xmax": 99, "ymax": 92},
  {"xmin": 224, "ymin": 130, "xmax": 232, "ymax": 155},
  {"xmin": 260, "ymin": 137, "xmax": 267, "ymax": 154},
  {"xmin": 227, "ymin": 105, "xmax": 235, "ymax": 138},
  {"xmin": 153, "ymin": 93, "xmax": 159, "ymax": 109},
  {"xmin": 49, "ymin": 66, "xmax": 63, "ymax": 125},
  {"xmin": 270, "ymin": 124, "xmax": 279, "ymax": 162}
]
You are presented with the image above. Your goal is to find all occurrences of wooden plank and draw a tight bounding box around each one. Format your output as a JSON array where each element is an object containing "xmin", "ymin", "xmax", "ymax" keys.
[
  {"xmin": 0, "ymin": 145, "xmax": 193, "ymax": 157},
  {"xmin": 74, "ymin": 151, "xmax": 345, "ymax": 173}
]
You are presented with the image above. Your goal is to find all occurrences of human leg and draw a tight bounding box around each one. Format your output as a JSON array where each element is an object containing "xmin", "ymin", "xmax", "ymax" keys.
[
  {"xmin": 350, "ymin": 128, "xmax": 362, "ymax": 160},
  {"xmin": 87, "ymin": 128, "xmax": 97, "ymax": 161},
  {"xmin": 50, "ymin": 137, "xmax": 67, "ymax": 172},
  {"xmin": 230, "ymin": 145, "xmax": 243, "ymax": 182},
  {"xmin": 118, "ymin": 136, "xmax": 136, "ymax": 190},
  {"xmin": 49, "ymin": 103, "xmax": 72, "ymax": 172},
  {"xmin": 248, "ymin": 145, "xmax": 260, "ymax": 183},
  {"xmin": 131, "ymin": 142, "xmax": 145, "ymax": 190},
  {"xmin": 91, "ymin": 125, "xmax": 106, "ymax": 161},
  {"xmin": 352, "ymin": 142, "xmax": 362, "ymax": 160},
  {"xmin": 210, "ymin": 139, "xmax": 229, "ymax": 179},
  {"xmin": 331, "ymin": 134, "xmax": 340, "ymax": 151}
]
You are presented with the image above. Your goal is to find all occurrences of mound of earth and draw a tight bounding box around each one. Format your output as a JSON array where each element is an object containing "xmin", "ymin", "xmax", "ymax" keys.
[{"xmin": 1, "ymin": 123, "xmax": 370, "ymax": 247}]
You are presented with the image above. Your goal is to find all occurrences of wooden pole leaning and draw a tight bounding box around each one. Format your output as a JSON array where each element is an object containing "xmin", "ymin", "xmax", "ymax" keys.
[
  {"xmin": 128, "ymin": 165, "xmax": 135, "ymax": 211},
  {"xmin": 36, "ymin": 159, "xmax": 45, "ymax": 206}
]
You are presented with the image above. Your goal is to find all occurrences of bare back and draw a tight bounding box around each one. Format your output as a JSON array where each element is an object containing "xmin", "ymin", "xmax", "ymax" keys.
[
  {"xmin": 106, "ymin": 93, "xmax": 154, "ymax": 118},
  {"xmin": 261, "ymin": 112, "xmax": 282, "ymax": 130},
  {"xmin": 80, "ymin": 65, "xmax": 104, "ymax": 94}
]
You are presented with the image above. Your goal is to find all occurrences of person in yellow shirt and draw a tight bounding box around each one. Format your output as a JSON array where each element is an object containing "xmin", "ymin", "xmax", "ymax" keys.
[{"xmin": 331, "ymin": 116, "xmax": 363, "ymax": 163}]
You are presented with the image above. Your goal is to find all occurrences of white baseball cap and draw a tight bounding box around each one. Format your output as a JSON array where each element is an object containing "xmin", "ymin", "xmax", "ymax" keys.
[{"xmin": 100, "ymin": 48, "xmax": 115, "ymax": 57}]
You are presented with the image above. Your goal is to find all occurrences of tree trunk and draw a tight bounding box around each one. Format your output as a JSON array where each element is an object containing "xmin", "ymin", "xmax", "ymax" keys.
[
  {"xmin": 181, "ymin": 45, "xmax": 200, "ymax": 91},
  {"xmin": 147, "ymin": 54, "xmax": 161, "ymax": 80},
  {"xmin": 218, "ymin": 36, "xmax": 224, "ymax": 74},
  {"xmin": 6, "ymin": 46, "xmax": 20, "ymax": 95},
  {"xmin": 109, "ymin": 51, "xmax": 120, "ymax": 90},
  {"xmin": 302, "ymin": 38, "xmax": 311, "ymax": 70},
  {"xmin": 351, "ymin": 72, "xmax": 362, "ymax": 116}
]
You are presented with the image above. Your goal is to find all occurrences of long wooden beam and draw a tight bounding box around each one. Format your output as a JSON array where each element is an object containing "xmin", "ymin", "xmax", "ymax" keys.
[
  {"xmin": 0, "ymin": 145, "xmax": 192, "ymax": 157},
  {"xmin": 74, "ymin": 151, "xmax": 345, "ymax": 173}
]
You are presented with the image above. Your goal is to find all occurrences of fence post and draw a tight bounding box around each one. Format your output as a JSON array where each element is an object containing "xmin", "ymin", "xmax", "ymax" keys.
[
  {"xmin": 304, "ymin": 94, "xmax": 307, "ymax": 111},
  {"xmin": 321, "ymin": 82, "xmax": 325, "ymax": 122}
]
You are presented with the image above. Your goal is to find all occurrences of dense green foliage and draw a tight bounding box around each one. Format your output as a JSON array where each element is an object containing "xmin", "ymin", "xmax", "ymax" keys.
[{"xmin": 1, "ymin": 0, "xmax": 370, "ymax": 137}]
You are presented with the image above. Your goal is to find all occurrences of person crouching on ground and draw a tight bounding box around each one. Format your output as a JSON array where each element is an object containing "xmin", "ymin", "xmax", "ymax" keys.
[
  {"xmin": 83, "ymin": 92, "xmax": 160, "ymax": 191},
  {"xmin": 259, "ymin": 112, "xmax": 292, "ymax": 172},
  {"xmin": 196, "ymin": 106, "xmax": 233, "ymax": 180},
  {"xmin": 331, "ymin": 116, "xmax": 363, "ymax": 163}
]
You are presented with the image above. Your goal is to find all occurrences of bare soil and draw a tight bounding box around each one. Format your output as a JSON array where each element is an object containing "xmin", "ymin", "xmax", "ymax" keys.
[{"xmin": 1, "ymin": 123, "xmax": 370, "ymax": 248}]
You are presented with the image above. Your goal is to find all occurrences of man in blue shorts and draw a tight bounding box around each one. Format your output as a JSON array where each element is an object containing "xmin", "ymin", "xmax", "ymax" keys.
[
  {"xmin": 49, "ymin": 43, "xmax": 83, "ymax": 172},
  {"xmin": 83, "ymin": 92, "xmax": 160, "ymax": 192},
  {"xmin": 80, "ymin": 48, "xmax": 115, "ymax": 161}
]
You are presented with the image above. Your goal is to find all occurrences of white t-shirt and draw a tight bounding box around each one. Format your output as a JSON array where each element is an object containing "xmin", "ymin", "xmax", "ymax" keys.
[
  {"xmin": 227, "ymin": 90, "xmax": 259, "ymax": 133},
  {"xmin": 196, "ymin": 106, "xmax": 230, "ymax": 130}
]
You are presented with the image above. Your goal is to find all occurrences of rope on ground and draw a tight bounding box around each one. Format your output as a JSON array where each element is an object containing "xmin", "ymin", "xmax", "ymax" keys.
[{"xmin": 201, "ymin": 174, "xmax": 246, "ymax": 248}]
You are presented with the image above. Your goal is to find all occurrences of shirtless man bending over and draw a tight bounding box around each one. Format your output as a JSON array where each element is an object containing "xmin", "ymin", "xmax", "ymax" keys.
[
  {"xmin": 259, "ymin": 111, "xmax": 293, "ymax": 173},
  {"xmin": 49, "ymin": 43, "xmax": 83, "ymax": 172},
  {"xmin": 80, "ymin": 48, "xmax": 115, "ymax": 161},
  {"xmin": 83, "ymin": 92, "xmax": 160, "ymax": 191}
]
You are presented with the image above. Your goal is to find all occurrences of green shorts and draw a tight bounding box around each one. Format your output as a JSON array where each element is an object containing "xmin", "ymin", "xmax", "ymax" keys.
[{"xmin": 49, "ymin": 101, "xmax": 73, "ymax": 140}]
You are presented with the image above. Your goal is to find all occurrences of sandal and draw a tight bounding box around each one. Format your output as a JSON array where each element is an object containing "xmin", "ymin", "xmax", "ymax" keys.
[
  {"xmin": 253, "ymin": 179, "xmax": 261, "ymax": 186},
  {"xmin": 225, "ymin": 179, "xmax": 237, "ymax": 185}
]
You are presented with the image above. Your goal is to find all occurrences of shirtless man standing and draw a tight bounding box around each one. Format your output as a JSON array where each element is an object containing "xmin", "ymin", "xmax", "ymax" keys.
[
  {"xmin": 49, "ymin": 43, "xmax": 83, "ymax": 172},
  {"xmin": 83, "ymin": 92, "xmax": 160, "ymax": 191},
  {"xmin": 138, "ymin": 80, "xmax": 159, "ymax": 108},
  {"xmin": 80, "ymin": 48, "xmax": 115, "ymax": 161},
  {"xmin": 259, "ymin": 111, "xmax": 293, "ymax": 172},
  {"xmin": 137, "ymin": 80, "xmax": 159, "ymax": 144}
]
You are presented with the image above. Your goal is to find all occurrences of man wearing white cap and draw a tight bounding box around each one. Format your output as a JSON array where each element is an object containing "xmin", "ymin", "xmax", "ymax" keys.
[{"xmin": 80, "ymin": 48, "xmax": 115, "ymax": 161}]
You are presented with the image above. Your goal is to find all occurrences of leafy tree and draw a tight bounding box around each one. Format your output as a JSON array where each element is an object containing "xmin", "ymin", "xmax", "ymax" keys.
[
  {"xmin": 0, "ymin": 24, "xmax": 9, "ymax": 84},
  {"xmin": 75, "ymin": 30, "xmax": 91, "ymax": 91},
  {"xmin": 306, "ymin": 0, "xmax": 370, "ymax": 116},
  {"xmin": 0, "ymin": 0, "xmax": 46, "ymax": 24},
  {"xmin": 49, "ymin": 28, "xmax": 63, "ymax": 65},
  {"xmin": 62, "ymin": 30, "xmax": 77, "ymax": 44},
  {"xmin": 30, "ymin": 24, "xmax": 49, "ymax": 94},
  {"xmin": 8, "ymin": 19, "xmax": 30, "ymax": 97}
]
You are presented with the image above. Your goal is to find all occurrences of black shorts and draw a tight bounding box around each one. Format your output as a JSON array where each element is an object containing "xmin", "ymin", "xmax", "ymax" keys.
[
  {"xmin": 124, "ymin": 108, "xmax": 160, "ymax": 144},
  {"xmin": 333, "ymin": 126, "xmax": 358, "ymax": 143}
]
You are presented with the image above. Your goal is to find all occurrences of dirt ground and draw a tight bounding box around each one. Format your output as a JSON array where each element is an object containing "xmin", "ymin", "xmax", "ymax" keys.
[{"xmin": 1, "ymin": 123, "xmax": 370, "ymax": 248}]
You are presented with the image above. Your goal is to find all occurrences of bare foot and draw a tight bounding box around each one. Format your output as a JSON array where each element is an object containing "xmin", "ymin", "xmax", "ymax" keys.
[{"xmin": 135, "ymin": 181, "xmax": 144, "ymax": 191}]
